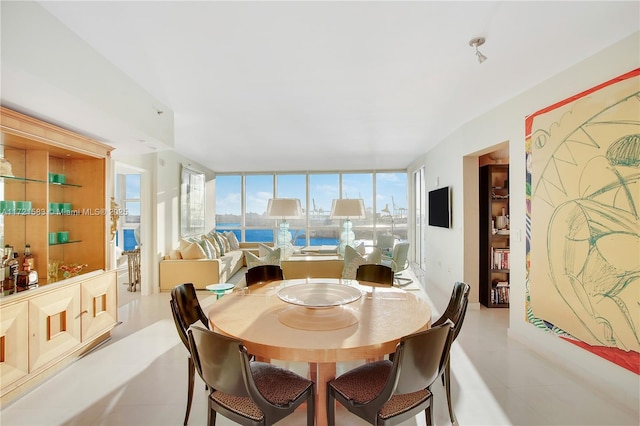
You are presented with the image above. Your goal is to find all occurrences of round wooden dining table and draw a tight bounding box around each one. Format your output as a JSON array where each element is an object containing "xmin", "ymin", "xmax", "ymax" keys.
[{"xmin": 208, "ymin": 278, "xmax": 431, "ymax": 426}]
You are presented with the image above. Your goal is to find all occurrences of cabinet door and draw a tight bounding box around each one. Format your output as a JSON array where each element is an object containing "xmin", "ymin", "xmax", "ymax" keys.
[
  {"xmin": 0, "ymin": 301, "xmax": 29, "ymax": 389},
  {"xmin": 28, "ymin": 286, "xmax": 81, "ymax": 371},
  {"xmin": 80, "ymin": 271, "xmax": 117, "ymax": 341}
]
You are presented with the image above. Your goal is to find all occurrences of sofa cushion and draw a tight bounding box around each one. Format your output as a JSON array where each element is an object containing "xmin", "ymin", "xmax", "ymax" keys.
[
  {"xmin": 342, "ymin": 246, "xmax": 382, "ymax": 279},
  {"xmin": 204, "ymin": 234, "xmax": 221, "ymax": 257}
]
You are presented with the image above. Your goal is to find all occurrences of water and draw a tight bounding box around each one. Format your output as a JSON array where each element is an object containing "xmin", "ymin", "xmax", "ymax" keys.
[{"xmin": 216, "ymin": 225, "xmax": 338, "ymax": 246}]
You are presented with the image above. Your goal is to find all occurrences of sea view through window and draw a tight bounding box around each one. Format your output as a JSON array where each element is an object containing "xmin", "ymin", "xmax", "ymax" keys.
[{"xmin": 215, "ymin": 171, "xmax": 407, "ymax": 246}]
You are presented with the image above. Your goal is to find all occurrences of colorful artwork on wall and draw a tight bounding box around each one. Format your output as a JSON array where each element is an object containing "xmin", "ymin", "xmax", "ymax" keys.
[{"xmin": 525, "ymin": 68, "xmax": 640, "ymax": 374}]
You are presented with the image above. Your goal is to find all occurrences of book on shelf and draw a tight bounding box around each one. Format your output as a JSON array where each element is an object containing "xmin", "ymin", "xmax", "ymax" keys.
[
  {"xmin": 490, "ymin": 247, "xmax": 510, "ymax": 270},
  {"xmin": 491, "ymin": 286, "xmax": 510, "ymax": 304}
]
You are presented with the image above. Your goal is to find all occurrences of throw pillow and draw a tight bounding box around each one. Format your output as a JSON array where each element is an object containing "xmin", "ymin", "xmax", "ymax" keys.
[
  {"xmin": 203, "ymin": 238, "xmax": 218, "ymax": 259},
  {"xmin": 258, "ymin": 243, "xmax": 275, "ymax": 257},
  {"xmin": 181, "ymin": 241, "xmax": 207, "ymax": 260},
  {"xmin": 245, "ymin": 248, "xmax": 282, "ymax": 268},
  {"xmin": 203, "ymin": 234, "xmax": 221, "ymax": 258},
  {"xmin": 217, "ymin": 232, "xmax": 231, "ymax": 252},
  {"xmin": 355, "ymin": 242, "xmax": 366, "ymax": 255},
  {"xmin": 196, "ymin": 238, "xmax": 218, "ymax": 259},
  {"xmin": 169, "ymin": 249, "xmax": 182, "ymax": 260},
  {"xmin": 211, "ymin": 232, "xmax": 225, "ymax": 256},
  {"xmin": 225, "ymin": 231, "xmax": 240, "ymax": 250},
  {"xmin": 342, "ymin": 246, "xmax": 382, "ymax": 279}
]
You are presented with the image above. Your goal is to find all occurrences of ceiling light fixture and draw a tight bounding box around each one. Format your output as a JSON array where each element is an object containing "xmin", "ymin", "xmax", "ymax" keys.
[{"xmin": 469, "ymin": 37, "xmax": 487, "ymax": 64}]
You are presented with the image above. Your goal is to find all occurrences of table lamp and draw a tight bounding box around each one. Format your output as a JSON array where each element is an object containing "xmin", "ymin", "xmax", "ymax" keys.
[
  {"xmin": 267, "ymin": 198, "xmax": 302, "ymax": 259},
  {"xmin": 330, "ymin": 198, "xmax": 366, "ymax": 256}
]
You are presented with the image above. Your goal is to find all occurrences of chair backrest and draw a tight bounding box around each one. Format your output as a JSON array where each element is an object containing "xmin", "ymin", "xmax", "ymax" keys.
[
  {"xmin": 355, "ymin": 264, "xmax": 394, "ymax": 286},
  {"xmin": 393, "ymin": 323, "xmax": 453, "ymax": 395},
  {"xmin": 170, "ymin": 283, "xmax": 209, "ymax": 349},
  {"xmin": 432, "ymin": 281, "xmax": 470, "ymax": 341},
  {"xmin": 245, "ymin": 264, "xmax": 284, "ymax": 286},
  {"xmin": 390, "ymin": 242, "xmax": 410, "ymax": 272},
  {"xmin": 376, "ymin": 234, "xmax": 396, "ymax": 258},
  {"xmin": 188, "ymin": 325, "xmax": 250, "ymax": 397}
]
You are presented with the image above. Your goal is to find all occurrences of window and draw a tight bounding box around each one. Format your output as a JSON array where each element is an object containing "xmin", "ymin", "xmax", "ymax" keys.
[
  {"xmin": 215, "ymin": 171, "xmax": 407, "ymax": 247},
  {"xmin": 115, "ymin": 173, "xmax": 141, "ymax": 251}
]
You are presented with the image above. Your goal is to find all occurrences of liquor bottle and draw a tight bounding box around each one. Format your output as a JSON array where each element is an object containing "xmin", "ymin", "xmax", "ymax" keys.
[
  {"xmin": 23, "ymin": 244, "xmax": 34, "ymax": 271},
  {"xmin": 8, "ymin": 251, "xmax": 19, "ymax": 285},
  {"xmin": 1, "ymin": 245, "xmax": 10, "ymax": 285}
]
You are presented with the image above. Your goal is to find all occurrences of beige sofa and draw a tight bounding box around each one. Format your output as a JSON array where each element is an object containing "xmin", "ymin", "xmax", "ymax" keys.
[{"xmin": 159, "ymin": 242, "xmax": 264, "ymax": 291}]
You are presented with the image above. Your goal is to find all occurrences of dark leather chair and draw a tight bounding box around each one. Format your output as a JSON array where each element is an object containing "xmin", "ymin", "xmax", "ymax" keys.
[
  {"xmin": 170, "ymin": 283, "xmax": 210, "ymax": 425},
  {"xmin": 432, "ymin": 281, "xmax": 471, "ymax": 423},
  {"xmin": 188, "ymin": 325, "xmax": 315, "ymax": 426},
  {"xmin": 327, "ymin": 323, "xmax": 453, "ymax": 426},
  {"xmin": 245, "ymin": 264, "xmax": 284, "ymax": 286},
  {"xmin": 355, "ymin": 264, "xmax": 394, "ymax": 286}
]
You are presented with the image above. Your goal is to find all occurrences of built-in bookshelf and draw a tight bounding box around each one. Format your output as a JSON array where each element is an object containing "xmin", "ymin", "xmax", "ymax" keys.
[{"xmin": 479, "ymin": 164, "xmax": 510, "ymax": 308}]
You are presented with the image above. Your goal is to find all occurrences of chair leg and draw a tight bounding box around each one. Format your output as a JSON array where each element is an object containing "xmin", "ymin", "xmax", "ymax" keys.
[
  {"xmin": 444, "ymin": 359, "xmax": 456, "ymax": 423},
  {"xmin": 184, "ymin": 357, "xmax": 195, "ymax": 425},
  {"xmin": 207, "ymin": 398, "xmax": 217, "ymax": 426},
  {"xmin": 307, "ymin": 387, "xmax": 315, "ymax": 426},
  {"xmin": 327, "ymin": 387, "xmax": 336, "ymax": 426},
  {"xmin": 425, "ymin": 406, "xmax": 433, "ymax": 426}
]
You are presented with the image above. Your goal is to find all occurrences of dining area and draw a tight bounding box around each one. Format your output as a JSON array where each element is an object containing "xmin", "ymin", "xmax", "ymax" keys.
[{"xmin": 170, "ymin": 265, "xmax": 470, "ymax": 426}]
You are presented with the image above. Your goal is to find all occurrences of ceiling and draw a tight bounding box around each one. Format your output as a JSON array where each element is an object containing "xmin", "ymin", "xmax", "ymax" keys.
[{"xmin": 4, "ymin": 1, "xmax": 640, "ymax": 172}]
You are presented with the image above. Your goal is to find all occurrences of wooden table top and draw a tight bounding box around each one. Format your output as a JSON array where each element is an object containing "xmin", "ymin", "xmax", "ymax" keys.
[{"xmin": 208, "ymin": 278, "xmax": 432, "ymax": 363}]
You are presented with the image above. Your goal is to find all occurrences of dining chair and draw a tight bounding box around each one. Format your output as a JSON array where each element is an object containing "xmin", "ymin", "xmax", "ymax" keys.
[
  {"xmin": 188, "ymin": 325, "xmax": 315, "ymax": 426},
  {"xmin": 170, "ymin": 283, "xmax": 210, "ymax": 425},
  {"xmin": 245, "ymin": 264, "xmax": 284, "ymax": 286},
  {"xmin": 355, "ymin": 264, "xmax": 394, "ymax": 286},
  {"xmin": 327, "ymin": 323, "xmax": 453, "ymax": 426},
  {"xmin": 432, "ymin": 281, "xmax": 471, "ymax": 423}
]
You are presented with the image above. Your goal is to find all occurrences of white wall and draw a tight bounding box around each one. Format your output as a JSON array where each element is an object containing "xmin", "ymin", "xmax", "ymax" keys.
[{"xmin": 408, "ymin": 32, "xmax": 639, "ymax": 407}]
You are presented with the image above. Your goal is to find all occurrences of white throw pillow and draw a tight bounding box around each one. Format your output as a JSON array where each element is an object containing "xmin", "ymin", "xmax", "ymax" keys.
[
  {"xmin": 258, "ymin": 243, "xmax": 274, "ymax": 257},
  {"xmin": 245, "ymin": 248, "xmax": 282, "ymax": 268},
  {"xmin": 342, "ymin": 246, "xmax": 382, "ymax": 279},
  {"xmin": 225, "ymin": 231, "xmax": 240, "ymax": 250}
]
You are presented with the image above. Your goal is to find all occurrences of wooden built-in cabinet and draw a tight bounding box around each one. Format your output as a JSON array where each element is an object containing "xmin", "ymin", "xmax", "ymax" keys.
[
  {"xmin": 479, "ymin": 164, "xmax": 510, "ymax": 308},
  {"xmin": 0, "ymin": 107, "xmax": 118, "ymax": 404}
]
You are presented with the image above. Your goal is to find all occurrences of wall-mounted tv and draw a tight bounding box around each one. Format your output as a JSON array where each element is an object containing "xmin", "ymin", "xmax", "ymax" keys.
[{"xmin": 428, "ymin": 186, "xmax": 451, "ymax": 228}]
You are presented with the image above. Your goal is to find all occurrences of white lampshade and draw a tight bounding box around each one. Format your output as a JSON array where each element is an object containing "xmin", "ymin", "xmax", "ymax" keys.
[
  {"xmin": 266, "ymin": 198, "xmax": 302, "ymax": 219},
  {"xmin": 330, "ymin": 199, "xmax": 366, "ymax": 219}
]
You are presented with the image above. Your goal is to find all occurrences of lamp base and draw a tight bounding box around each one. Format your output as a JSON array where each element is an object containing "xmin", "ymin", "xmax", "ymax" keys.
[
  {"xmin": 276, "ymin": 221, "xmax": 294, "ymax": 259},
  {"xmin": 338, "ymin": 220, "xmax": 356, "ymax": 257}
]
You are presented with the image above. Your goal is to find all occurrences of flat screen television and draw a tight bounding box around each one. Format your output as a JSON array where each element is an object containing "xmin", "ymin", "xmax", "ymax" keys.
[{"xmin": 428, "ymin": 186, "xmax": 451, "ymax": 228}]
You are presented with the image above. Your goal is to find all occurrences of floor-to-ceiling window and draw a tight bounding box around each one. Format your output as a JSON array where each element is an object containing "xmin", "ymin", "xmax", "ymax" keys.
[
  {"xmin": 115, "ymin": 173, "xmax": 141, "ymax": 251},
  {"xmin": 215, "ymin": 171, "xmax": 407, "ymax": 246}
]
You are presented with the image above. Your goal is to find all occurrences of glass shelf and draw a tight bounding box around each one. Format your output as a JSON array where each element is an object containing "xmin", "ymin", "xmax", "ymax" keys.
[
  {"xmin": 48, "ymin": 240, "xmax": 82, "ymax": 246},
  {"xmin": 49, "ymin": 181, "xmax": 82, "ymax": 188},
  {"xmin": 1, "ymin": 174, "xmax": 46, "ymax": 184},
  {"xmin": 0, "ymin": 174, "xmax": 81, "ymax": 187}
]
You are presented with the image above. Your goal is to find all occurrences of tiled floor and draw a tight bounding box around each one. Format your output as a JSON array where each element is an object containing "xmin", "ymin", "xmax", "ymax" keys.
[{"xmin": 1, "ymin": 268, "xmax": 638, "ymax": 425}]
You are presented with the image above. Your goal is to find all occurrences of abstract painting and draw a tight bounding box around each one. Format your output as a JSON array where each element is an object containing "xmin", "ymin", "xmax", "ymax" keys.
[{"xmin": 525, "ymin": 68, "xmax": 639, "ymax": 374}]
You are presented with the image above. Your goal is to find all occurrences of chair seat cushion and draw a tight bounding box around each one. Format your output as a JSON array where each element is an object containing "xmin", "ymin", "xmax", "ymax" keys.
[
  {"xmin": 330, "ymin": 360, "xmax": 392, "ymax": 403},
  {"xmin": 210, "ymin": 361, "xmax": 312, "ymax": 421},
  {"xmin": 251, "ymin": 361, "xmax": 313, "ymax": 405},
  {"xmin": 329, "ymin": 360, "xmax": 430, "ymax": 420},
  {"xmin": 211, "ymin": 391, "xmax": 264, "ymax": 421}
]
